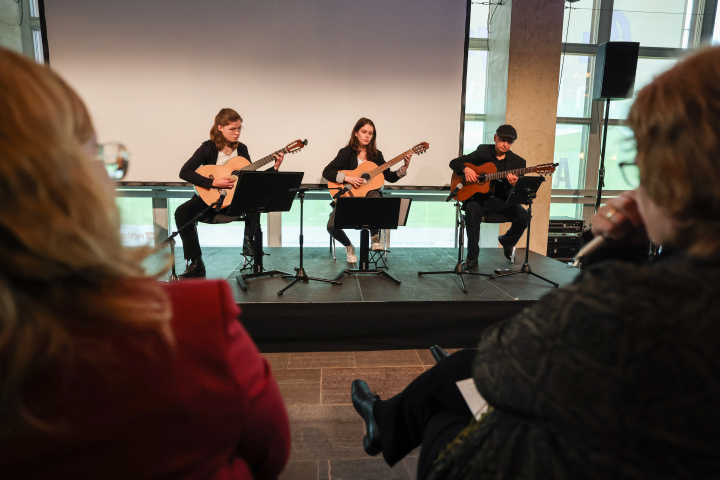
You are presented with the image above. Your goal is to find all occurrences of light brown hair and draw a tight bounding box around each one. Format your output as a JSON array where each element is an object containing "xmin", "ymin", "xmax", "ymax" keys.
[
  {"xmin": 0, "ymin": 47, "xmax": 171, "ymax": 436},
  {"xmin": 210, "ymin": 108, "xmax": 243, "ymax": 151},
  {"xmin": 627, "ymin": 46, "xmax": 720, "ymax": 256}
]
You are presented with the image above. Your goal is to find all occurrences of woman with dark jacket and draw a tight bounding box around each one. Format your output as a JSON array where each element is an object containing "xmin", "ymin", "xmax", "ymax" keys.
[
  {"xmin": 322, "ymin": 117, "xmax": 411, "ymax": 263},
  {"xmin": 175, "ymin": 108, "xmax": 284, "ymax": 278},
  {"xmin": 350, "ymin": 46, "xmax": 720, "ymax": 479}
]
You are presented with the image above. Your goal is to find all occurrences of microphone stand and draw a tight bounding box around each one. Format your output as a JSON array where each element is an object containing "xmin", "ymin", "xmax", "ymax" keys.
[
  {"xmin": 278, "ymin": 187, "xmax": 341, "ymax": 295},
  {"xmin": 161, "ymin": 193, "xmax": 226, "ymax": 282}
]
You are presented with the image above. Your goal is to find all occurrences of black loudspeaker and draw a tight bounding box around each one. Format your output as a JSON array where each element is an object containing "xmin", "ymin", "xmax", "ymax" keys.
[{"xmin": 592, "ymin": 42, "xmax": 640, "ymax": 100}]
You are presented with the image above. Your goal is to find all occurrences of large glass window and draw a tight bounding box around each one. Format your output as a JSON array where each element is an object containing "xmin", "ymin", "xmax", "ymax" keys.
[
  {"xmin": 562, "ymin": 0, "xmax": 597, "ymax": 44},
  {"xmin": 612, "ymin": 0, "xmax": 691, "ymax": 48},
  {"xmin": 469, "ymin": 3, "xmax": 490, "ymax": 38},
  {"xmin": 465, "ymin": 50, "xmax": 488, "ymax": 114},
  {"xmin": 463, "ymin": 121, "xmax": 485, "ymax": 154},
  {"xmin": 557, "ymin": 55, "xmax": 593, "ymax": 117},
  {"xmin": 713, "ymin": 8, "xmax": 720, "ymax": 45},
  {"xmin": 599, "ymin": 125, "xmax": 636, "ymax": 190}
]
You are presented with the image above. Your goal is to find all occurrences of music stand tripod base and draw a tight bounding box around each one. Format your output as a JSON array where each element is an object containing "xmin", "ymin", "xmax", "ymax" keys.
[
  {"xmin": 278, "ymin": 188, "xmax": 341, "ymax": 296},
  {"xmin": 488, "ymin": 176, "xmax": 558, "ymax": 288},
  {"xmin": 417, "ymin": 201, "xmax": 490, "ymax": 293},
  {"xmin": 333, "ymin": 229, "xmax": 401, "ymax": 284},
  {"xmin": 227, "ymin": 171, "xmax": 303, "ymax": 292}
]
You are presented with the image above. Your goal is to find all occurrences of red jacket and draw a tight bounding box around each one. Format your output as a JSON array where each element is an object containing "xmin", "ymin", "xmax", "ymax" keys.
[{"xmin": 1, "ymin": 279, "xmax": 290, "ymax": 480}]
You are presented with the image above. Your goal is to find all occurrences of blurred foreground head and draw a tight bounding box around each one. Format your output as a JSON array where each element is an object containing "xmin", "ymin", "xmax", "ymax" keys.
[
  {"xmin": 627, "ymin": 46, "xmax": 720, "ymax": 256},
  {"xmin": 0, "ymin": 47, "xmax": 169, "ymax": 436}
]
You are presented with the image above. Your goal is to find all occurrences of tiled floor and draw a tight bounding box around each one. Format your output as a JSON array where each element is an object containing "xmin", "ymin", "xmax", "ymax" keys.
[{"xmin": 264, "ymin": 349, "xmax": 459, "ymax": 480}]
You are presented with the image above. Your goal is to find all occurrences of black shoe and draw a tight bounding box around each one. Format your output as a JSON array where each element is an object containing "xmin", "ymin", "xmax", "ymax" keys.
[
  {"xmin": 498, "ymin": 235, "xmax": 514, "ymax": 261},
  {"xmin": 429, "ymin": 345, "xmax": 450, "ymax": 363},
  {"xmin": 351, "ymin": 379, "xmax": 381, "ymax": 456},
  {"xmin": 243, "ymin": 236, "xmax": 254, "ymax": 256},
  {"xmin": 464, "ymin": 257, "xmax": 478, "ymax": 269},
  {"xmin": 179, "ymin": 257, "xmax": 206, "ymax": 278}
]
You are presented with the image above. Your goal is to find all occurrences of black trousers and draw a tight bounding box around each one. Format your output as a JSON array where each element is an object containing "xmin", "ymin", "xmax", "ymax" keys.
[
  {"xmin": 327, "ymin": 190, "xmax": 381, "ymax": 247},
  {"xmin": 464, "ymin": 196, "xmax": 529, "ymax": 260},
  {"xmin": 174, "ymin": 195, "xmax": 259, "ymax": 260},
  {"xmin": 373, "ymin": 349, "xmax": 477, "ymax": 480}
]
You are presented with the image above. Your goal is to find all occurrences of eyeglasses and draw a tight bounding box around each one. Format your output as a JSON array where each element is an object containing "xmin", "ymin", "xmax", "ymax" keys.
[
  {"xmin": 618, "ymin": 160, "xmax": 640, "ymax": 188},
  {"xmin": 96, "ymin": 142, "xmax": 130, "ymax": 180}
]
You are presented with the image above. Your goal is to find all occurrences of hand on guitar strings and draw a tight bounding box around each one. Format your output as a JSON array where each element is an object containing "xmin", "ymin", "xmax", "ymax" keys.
[
  {"xmin": 463, "ymin": 166, "xmax": 478, "ymax": 184},
  {"xmin": 506, "ymin": 172, "xmax": 519, "ymax": 186},
  {"xmin": 212, "ymin": 176, "xmax": 235, "ymax": 189},
  {"xmin": 344, "ymin": 176, "xmax": 365, "ymax": 188}
]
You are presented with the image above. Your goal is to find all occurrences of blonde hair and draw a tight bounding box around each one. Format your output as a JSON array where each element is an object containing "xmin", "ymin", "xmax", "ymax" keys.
[
  {"xmin": 0, "ymin": 47, "xmax": 172, "ymax": 436},
  {"xmin": 627, "ymin": 46, "xmax": 720, "ymax": 256}
]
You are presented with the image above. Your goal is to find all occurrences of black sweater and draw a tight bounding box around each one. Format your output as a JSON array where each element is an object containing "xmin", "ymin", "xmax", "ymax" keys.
[
  {"xmin": 449, "ymin": 144, "xmax": 526, "ymax": 201},
  {"xmin": 322, "ymin": 146, "xmax": 404, "ymax": 184}
]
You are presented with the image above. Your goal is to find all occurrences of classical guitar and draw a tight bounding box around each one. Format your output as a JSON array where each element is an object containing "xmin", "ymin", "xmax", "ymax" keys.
[
  {"xmin": 327, "ymin": 142, "xmax": 429, "ymax": 199},
  {"xmin": 450, "ymin": 161, "xmax": 557, "ymax": 201},
  {"xmin": 194, "ymin": 139, "xmax": 308, "ymax": 208}
]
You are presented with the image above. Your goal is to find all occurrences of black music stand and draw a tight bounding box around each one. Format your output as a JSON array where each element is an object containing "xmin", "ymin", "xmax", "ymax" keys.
[
  {"xmin": 417, "ymin": 200, "xmax": 490, "ymax": 293},
  {"xmin": 229, "ymin": 171, "xmax": 303, "ymax": 292},
  {"xmin": 490, "ymin": 176, "xmax": 559, "ymax": 287},
  {"xmin": 278, "ymin": 187, "xmax": 341, "ymax": 295},
  {"xmin": 332, "ymin": 197, "xmax": 408, "ymax": 284}
]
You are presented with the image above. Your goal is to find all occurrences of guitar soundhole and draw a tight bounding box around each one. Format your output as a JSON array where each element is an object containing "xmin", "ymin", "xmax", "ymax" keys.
[
  {"xmin": 361, "ymin": 173, "xmax": 371, "ymax": 181},
  {"xmin": 478, "ymin": 174, "xmax": 487, "ymax": 183}
]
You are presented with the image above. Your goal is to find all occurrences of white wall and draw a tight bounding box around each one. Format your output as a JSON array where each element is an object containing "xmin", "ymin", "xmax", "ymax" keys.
[{"xmin": 44, "ymin": 0, "xmax": 469, "ymax": 187}]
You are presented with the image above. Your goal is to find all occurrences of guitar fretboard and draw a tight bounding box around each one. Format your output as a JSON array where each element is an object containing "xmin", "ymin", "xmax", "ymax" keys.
[
  {"xmin": 231, "ymin": 147, "xmax": 288, "ymax": 175},
  {"xmin": 481, "ymin": 165, "xmax": 550, "ymax": 182},
  {"xmin": 366, "ymin": 149, "xmax": 412, "ymax": 178}
]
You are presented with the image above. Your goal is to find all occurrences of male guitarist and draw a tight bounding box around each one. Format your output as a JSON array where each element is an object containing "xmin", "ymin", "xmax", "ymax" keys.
[
  {"xmin": 449, "ymin": 124, "xmax": 528, "ymax": 268},
  {"xmin": 175, "ymin": 108, "xmax": 284, "ymax": 278}
]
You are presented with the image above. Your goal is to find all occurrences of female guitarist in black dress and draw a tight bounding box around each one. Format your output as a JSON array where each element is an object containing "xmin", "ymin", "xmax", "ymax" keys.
[
  {"xmin": 322, "ymin": 117, "xmax": 412, "ymax": 264},
  {"xmin": 175, "ymin": 108, "xmax": 284, "ymax": 278}
]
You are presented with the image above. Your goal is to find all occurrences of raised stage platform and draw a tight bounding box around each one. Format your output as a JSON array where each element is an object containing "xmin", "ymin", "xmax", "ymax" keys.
[{"xmin": 166, "ymin": 246, "xmax": 580, "ymax": 352}]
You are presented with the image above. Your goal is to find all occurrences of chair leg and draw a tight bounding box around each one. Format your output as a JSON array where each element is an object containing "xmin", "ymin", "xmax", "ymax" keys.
[{"xmin": 331, "ymin": 235, "xmax": 336, "ymax": 261}]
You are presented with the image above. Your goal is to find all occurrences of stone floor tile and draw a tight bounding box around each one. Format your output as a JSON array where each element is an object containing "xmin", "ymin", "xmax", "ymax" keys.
[
  {"xmin": 287, "ymin": 404, "xmax": 368, "ymax": 461},
  {"xmin": 288, "ymin": 351, "xmax": 356, "ymax": 369},
  {"xmin": 321, "ymin": 366, "xmax": 425, "ymax": 405},
  {"xmin": 354, "ymin": 350, "xmax": 424, "ymax": 368},
  {"xmin": 319, "ymin": 458, "xmax": 411, "ymax": 480},
  {"xmin": 279, "ymin": 460, "xmax": 319, "ymax": 480},
  {"xmin": 262, "ymin": 352, "xmax": 289, "ymax": 371},
  {"xmin": 273, "ymin": 368, "xmax": 321, "ymax": 406}
]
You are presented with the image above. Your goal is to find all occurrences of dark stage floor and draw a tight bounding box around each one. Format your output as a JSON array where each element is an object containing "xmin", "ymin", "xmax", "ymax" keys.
[{"xmin": 163, "ymin": 246, "xmax": 580, "ymax": 352}]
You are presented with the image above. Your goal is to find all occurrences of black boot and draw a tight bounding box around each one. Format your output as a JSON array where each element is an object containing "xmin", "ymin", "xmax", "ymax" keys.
[
  {"xmin": 351, "ymin": 379, "xmax": 382, "ymax": 456},
  {"xmin": 498, "ymin": 235, "xmax": 514, "ymax": 261},
  {"xmin": 243, "ymin": 236, "xmax": 254, "ymax": 256},
  {"xmin": 179, "ymin": 257, "xmax": 206, "ymax": 278}
]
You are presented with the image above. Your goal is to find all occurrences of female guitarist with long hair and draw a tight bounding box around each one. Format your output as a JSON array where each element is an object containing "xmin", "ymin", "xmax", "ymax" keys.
[
  {"xmin": 175, "ymin": 108, "xmax": 284, "ymax": 278},
  {"xmin": 322, "ymin": 117, "xmax": 412, "ymax": 264}
]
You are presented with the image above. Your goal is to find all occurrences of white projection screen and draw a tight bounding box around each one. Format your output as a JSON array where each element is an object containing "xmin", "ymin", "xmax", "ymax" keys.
[{"xmin": 43, "ymin": 0, "xmax": 469, "ymax": 187}]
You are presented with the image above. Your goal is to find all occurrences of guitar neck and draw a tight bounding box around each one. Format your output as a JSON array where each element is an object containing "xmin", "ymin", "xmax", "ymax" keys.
[
  {"xmin": 233, "ymin": 147, "xmax": 287, "ymax": 174},
  {"xmin": 485, "ymin": 165, "xmax": 542, "ymax": 181},
  {"xmin": 367, "ymin": 149, "xmax": 410, "ymax": 178}
]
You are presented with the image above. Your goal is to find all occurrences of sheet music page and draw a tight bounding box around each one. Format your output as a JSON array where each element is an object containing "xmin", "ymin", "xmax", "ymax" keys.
[{"xmin": 456, "ymin": 378, "xmax": 489, "ymax": 421}]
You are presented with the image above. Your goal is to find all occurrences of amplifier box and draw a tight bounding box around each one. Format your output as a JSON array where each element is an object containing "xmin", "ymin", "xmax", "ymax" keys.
[
  {"xmin": 547, "ymin": 244, "xmax": 581, "ymax": 257},
  {"xmin": 547, "ymin": 235, "xmax": 582, "ymax": 246},
  {"xmin": 549, "ymin": 216, "xmax": 584, "ymax": 234}
]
